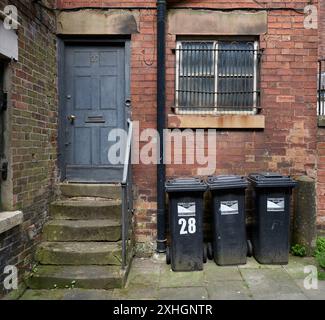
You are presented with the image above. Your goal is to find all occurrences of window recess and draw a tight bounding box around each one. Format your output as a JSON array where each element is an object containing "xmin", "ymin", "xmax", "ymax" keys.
[{"xmin": 175, "ymin": 40, "xmax": 262, "ymax": 115}]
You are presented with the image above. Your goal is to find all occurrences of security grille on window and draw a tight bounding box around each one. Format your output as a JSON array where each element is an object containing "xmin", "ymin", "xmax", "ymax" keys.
[
  {"xmin": 318, "ymin": 59, "xmax": 325, "ymax": 116},
  {"xmin": 175, "ymin": 40, "xmax": 261, "ymax": 115}
]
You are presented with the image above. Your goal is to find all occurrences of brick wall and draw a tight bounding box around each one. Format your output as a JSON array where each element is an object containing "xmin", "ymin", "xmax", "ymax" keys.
[
  {"xmin": 0, "ymin": 0, "xmax": 57, "ymax": 296},
  {"xmin": 56, "ymin": 1, "xmax": 320, "ymax": 247}
]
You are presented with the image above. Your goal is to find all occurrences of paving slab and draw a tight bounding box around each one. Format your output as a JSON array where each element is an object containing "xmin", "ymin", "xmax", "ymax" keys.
[
  {"xmin": 131, "ymin": 257, "xmax": 164, "ymax": 269},
  {"xmin": 204, "ymin": 262, "xmax": 242, "ymax": 282},
  {"xmin": 159, "ymin": 267, "xmax": 205, "ymax": 288},
  {"xmin": 113, "ymin": 285, "xmax": 158, "ymax": 300},
  {"xmin": 207, "ymin": 281, "xmax": 252, "ymax": 300},
  {"xmin": 240, "ymin": 268, "xmax": 306, "ymax": 299},
  {"xmin": 158, "ymin": 287, "xmax": 208, "ymax": 300},
  {"xmin": 283, "ymin": 256, "xmax": 317, "ymax": 279},
  {"xmin": 293, "ymin": 278, "xmax": 325, "ymax": 300},
  {"xmin": 20, "ymin": 289, "xmax": 114, "ymax": 300},
  {"xmin": 63, "ymin": 289, "xmax": 114, "ymax": 300},
  {"xmin": 9, "ymin": 256, "xmax": 325, "ymax": 300},
  {"xmin": 253, "ymin": 293, "xmax": 308, "ymax": 300},
  {"xmin": 126, "ymin": 269, "xmax": 160, "ymax": 287},
  {"xmin": 20, "ymin": 289, "xmax": 67, "ymax": 300}
]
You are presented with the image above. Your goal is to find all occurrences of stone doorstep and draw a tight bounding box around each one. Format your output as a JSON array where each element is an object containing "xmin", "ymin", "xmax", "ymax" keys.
[
  {"xmin": 59, "ymin": 183, "xmax": 122, "ymax": 199},
  {"xmin": 0, "ymin": 211, "xmax": 23, "ymax": 234}
]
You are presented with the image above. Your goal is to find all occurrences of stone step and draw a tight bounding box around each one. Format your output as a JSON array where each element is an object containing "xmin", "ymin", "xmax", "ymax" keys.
[
  {"xmin": 26, "ymin": 265, "xmax": 125, "ymax": 290},
  {"xmin": 35, "ymin": 242, "xmax": 122, "ymax": 266},
  {"xmin": 50, "ymin": 199, "xmax": 122, "ymax": 220},
  {"xmin": 42, "ymin": 219, "xmax": 121, "ymax": 242},
  {"xmin": 59, "ymin": 183, "xmax": 121, "ymax": 199},
  {"xmin": 20, "ymin": 289, "xmax": 115, "ymax": 300}
]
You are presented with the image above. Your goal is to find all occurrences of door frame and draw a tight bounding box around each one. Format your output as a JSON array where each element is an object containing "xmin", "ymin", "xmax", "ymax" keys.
[{"xmin": 57, "ymin": 37, "xmax": 131, "ymax": 182}]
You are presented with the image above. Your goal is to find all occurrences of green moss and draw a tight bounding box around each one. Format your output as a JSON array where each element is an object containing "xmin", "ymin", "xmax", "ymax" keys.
[
  {"xmin": 291, "ymin": 244, "xmax": 307, "ymax": 257},
  {"xmin": 315, "ymin": 237, "xmax": 325, "ymax": 256}
]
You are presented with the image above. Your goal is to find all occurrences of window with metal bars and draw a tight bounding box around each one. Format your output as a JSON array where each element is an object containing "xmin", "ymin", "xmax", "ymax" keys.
[
  {"xmin": 318, "ymin": 59, "xmax": 325, "ymax": 116},
  {"xmin": 175, "ymin": 40, "xmax": 262, "ymax": 115}
]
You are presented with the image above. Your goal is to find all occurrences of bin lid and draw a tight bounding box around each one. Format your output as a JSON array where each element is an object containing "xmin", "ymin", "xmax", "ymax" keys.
[
  {"xmin": 248, "ymin": 172, "xmax": 297, "ymax": 188},
  {"xmin": 165, "ymin": 178, "xmax": 207, "ymax": 193},
  {"xmin": 207, "ymin": 175, "xmax": 248, "ymax": 190}
]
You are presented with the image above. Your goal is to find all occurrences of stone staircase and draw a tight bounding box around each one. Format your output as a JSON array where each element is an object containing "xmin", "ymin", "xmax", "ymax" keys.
[{"xmin": 26, "ymin": 184, "xmax": 133, "ymax": 290}]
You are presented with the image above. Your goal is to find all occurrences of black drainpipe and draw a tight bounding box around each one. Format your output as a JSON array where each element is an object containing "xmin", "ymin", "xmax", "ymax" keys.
[{"xmin": 156, "ymin": 0, "xmax": 167, "ymax": 253}]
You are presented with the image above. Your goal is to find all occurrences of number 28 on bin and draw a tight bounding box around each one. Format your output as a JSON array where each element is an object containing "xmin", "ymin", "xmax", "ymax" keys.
[{"xmin": 177, "ymin": 202, "xmax": 197, "ymax": 235}]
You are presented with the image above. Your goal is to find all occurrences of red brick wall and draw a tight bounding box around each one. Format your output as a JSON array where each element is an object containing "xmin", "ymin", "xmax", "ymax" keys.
[
  {"xmin": 56, "ymin": 1, "xmax": 320, "ymax": 244},
  {"xmin": 56, "ymin": 0, "xmax": 156, "ymax": 8}
]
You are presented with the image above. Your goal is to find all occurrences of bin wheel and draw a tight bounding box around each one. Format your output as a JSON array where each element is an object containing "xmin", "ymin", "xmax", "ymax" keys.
[
  {"xmin": 207, "ymin": 242, "xmax": 213, "ymax": 260},
  {"xmin": 247, "ymin": 240, "xmax": 253, "ymax": 257},
  {"xmin": 203, "ymin": 244, "xmax": 207, "ymax": 263},
  {"xmin": 166, "ymin": 246, "xmax": 171, "ymax": 265}
]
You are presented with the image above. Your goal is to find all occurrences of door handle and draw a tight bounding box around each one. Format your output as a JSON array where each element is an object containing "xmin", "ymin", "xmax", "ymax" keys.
[{"xmin": 67, "ymin": 115, "xmax": 76, "ymax": 124}]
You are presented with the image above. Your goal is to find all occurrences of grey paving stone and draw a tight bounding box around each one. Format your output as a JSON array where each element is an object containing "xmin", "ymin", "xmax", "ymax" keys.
[
  {"xmin": 159, "ymin": 268, "xmax": 205, "ymax": 288},
  {"xmin": 63, "ymin": 289, "xmax": 114, "ymax": 300},
  {"xmin": 158, "ymin": 287, "xmax": 208, "ymax": 300},
  {"xmin": 20, "ymin": 289, "xmax": 66, "ymax": 300},
  {"xmin": 20, "ymin": 289, "xmax": 115, "ymax": 300},
  {"xmin": 207, "ymin": 281, "xmax": 252, "ymax": 300},
  {"xmin": 16, "ymin": 256, "xmax": 320, "ymax": 300},
  {"xmin": 253, "ymin": 293, "xmax": 308, "ymax": 300},
  {"xmin": 240, "ymin": 268, "xmax": 305, "ymax": 299},
  {"xmin": 126, "ymin": 260, "xmax": 160, "ymax": 287},
  {"xmin": 131, "ymin": 257, "xmax": 164, "ymax": 270},
  {"xmin": 283, "ymin": 256, "xmax": 317, "ymax": 279},
  {"xmin": 293, "ymin": 278, "xmax": 325, "ymax": 300},
  {"xmin": 113, "ymin": 285, "xmax": 158, "ymax": 300},
  {"xmin": 204, "ymin": 261, "xmax": 242, "ymax": 282}
]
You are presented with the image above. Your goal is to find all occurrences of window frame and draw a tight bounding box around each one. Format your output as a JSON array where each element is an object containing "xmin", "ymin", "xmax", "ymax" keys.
[{"xmin": 175, "ymin": 39, "xmax": 259, "ymax": 116}]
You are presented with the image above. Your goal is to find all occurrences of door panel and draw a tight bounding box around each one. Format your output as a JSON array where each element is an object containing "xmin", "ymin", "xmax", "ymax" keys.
[
  {"xmin": 64, "ymin": 45, "xmax": 126, "ymax": 182},
  {"xmin": 0, "ymin": 62, "xmax": 4, "ymax": 207}
]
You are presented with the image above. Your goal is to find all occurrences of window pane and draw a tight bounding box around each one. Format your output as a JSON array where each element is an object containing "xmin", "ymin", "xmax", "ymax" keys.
[
  {"xmin": 178, "ymin": 42, "xmax": 216, "ymax": 110},
  {"xmin": 179, "ymin": 77, "xmax": 215, "ymax": 107},
  {"xmin": 218, "ymin": 41, "xmax": 254, "ymax": 76},
  {"xmin": 181, "ymin": 42, "xmax": 214, "ymax": 76},
  {"xmin": 217, "ymin": 41, "xmax": 255, "ymax": 110},
  {"xmin": 218, "ymin": 78, "xmax": 253, "ymax": 109}
]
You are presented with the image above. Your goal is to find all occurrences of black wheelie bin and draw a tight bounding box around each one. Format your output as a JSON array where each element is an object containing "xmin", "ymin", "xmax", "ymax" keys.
[
  {"xmin": 248, "ymin": 172, "xmax": 297, "ymax": 264},
  {"xmin": 165, "ymin": 178, "xmax": 208, "ymax": 271},
  {"xmin": 207, "ymin": 175, "xmax": 249, "ymax": 266}
]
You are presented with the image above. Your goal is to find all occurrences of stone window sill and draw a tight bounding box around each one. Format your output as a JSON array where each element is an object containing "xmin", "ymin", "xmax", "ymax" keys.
[
  {"xmin": 168, "ymin": 114, "xmax": 265, "ymax": 129},
  {"xmin": 318, "ymin": 116, "xmax": 325, "ymax": 127},
  {"xmin": 0, "ymin": 211, "xmax": 23, "ymax": 234}
]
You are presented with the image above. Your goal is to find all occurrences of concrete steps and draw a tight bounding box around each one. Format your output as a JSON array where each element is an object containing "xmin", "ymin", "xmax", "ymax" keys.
[
  {"xmin": 59, "ymin": 183, "xmax": 121, "ymax": 199},
  {"xmin": 20, "ymin": 289, "xmax": 115, "ymax": 300},
  {"xmin": 26, "ymin": 265, "xmax": 125, "ymax": 290},
  {"xmin": 36, "ymin": 241, "xmax": 122, "ymax": 266},
  {"xmin": 42, "ymin": 219, "xmax": 121, "ymax": 242},
  {"xmin": 25, "ymin": 183, "xmax": 134, "ymax": 291},
  {"xmin": 50, "ymin": 198, "xmax": 121, "ymax": 220}
]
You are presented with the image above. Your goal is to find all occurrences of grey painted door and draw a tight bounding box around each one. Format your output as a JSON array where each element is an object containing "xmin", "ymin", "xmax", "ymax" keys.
[
  {"xmin": 64, "ymin": 45, "xmax": 126, "ymax": 182},
  {"xmin": 0, "ymin": 62, "xmax": 4, "ymax": 206}
]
